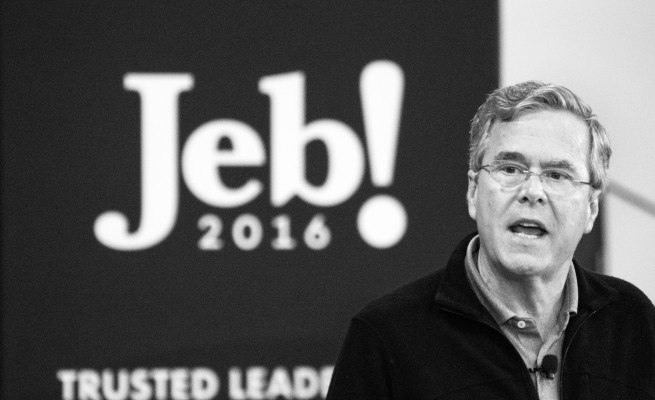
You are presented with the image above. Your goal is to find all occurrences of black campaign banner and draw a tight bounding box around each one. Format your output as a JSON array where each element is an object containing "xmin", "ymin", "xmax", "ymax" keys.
[{"xmin": 2, "ymin": 1, "xmax": 498, "ymax": 399}]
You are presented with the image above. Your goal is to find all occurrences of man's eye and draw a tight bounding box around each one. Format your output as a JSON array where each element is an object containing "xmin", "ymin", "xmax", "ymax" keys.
[
  {"xmin": 497, "ymin": 165, "xmax": 522, "ymax": 175},
  {"xmin": 544, "ymin": 171, "xmax": 571, "ymax": 181}
]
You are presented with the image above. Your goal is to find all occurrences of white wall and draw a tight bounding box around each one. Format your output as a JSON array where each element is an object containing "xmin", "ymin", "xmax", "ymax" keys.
[{"xmin": 500, "ymin": 0, "xmax": 655, "ymax": 301}]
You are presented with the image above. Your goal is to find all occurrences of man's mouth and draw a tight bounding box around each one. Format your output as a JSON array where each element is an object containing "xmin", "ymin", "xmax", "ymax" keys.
[{"xmin": 509, "ymin": 221, "xmax": 547, "ymax": 239}]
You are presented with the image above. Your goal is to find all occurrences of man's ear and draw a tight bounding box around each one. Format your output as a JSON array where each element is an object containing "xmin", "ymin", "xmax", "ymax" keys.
[
  {"xmin": 467, "ymin": 170, "xmax": 478, "ymax": 221},
  {"xmin": 584, "ymin": 189, "xmax": 601, "ymax": 234}
]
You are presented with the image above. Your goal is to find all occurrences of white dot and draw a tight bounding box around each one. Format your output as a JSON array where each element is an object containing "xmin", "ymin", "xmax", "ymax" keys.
[{"xmin": 357, "ymin": 195, "xmax": 407, "ymax": 248}]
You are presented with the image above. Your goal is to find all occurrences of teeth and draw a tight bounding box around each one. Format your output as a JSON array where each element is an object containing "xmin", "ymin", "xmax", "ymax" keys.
[
  {"xmin": 514, "ymin": 231, "xmax": 539, "ymax": 239},
  {"xmin": 511, "ymin": 224, "xmax": 546, "ymax": 238}
]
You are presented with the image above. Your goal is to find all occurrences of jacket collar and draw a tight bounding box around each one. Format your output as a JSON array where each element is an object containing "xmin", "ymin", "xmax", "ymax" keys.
[{"xmin": 434, "ymin": 233, "xmax": 619, "ymax": 321}]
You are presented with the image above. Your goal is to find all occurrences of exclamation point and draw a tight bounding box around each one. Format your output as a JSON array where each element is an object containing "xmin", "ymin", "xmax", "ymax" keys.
[{"xmin": 357, "ymin": 60, "xmax": 407, "ymax": 249}]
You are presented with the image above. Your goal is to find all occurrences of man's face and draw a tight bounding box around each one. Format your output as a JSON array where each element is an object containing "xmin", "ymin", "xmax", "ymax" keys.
[{"xmin": 467, "ymin": 109, "xmax": 600, "ymax": 280}]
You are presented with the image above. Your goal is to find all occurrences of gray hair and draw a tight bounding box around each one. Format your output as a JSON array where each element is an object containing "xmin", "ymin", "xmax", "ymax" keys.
[{"xmin": 469, "ymin": 81, "xmax": 612, "ymax": 192}]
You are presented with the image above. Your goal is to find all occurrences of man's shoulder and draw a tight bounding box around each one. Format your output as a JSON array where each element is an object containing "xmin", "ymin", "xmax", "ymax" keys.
[
  {"xmin": 352, "ymin": 233, "xmax": 476, "ymax": 329},
  {"xmin": 581, "ymin": 268, "xmax": 655, "ymax": 313},
  {"xmin": 353, "ymin": 268, "xmax": 447, "ymax": 326}
]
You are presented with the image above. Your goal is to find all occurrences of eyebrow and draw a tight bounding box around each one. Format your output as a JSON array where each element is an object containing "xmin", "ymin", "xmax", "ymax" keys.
[
  {"xmin": 492, "ymin": 152, "xmax": 577, "ymax": 171},
  {"xmin": 542, "ymin": 159, "xmax": 575, "ymax": 171},
  {"xmin": 493, "ymin": 152, "xmax": 528, "ymax": 164}
]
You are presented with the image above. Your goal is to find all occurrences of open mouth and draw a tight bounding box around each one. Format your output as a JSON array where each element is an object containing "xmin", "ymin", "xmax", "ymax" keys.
[{"xmin": 509, "ymin": 222, "xmax": 547, "ymax": 239}]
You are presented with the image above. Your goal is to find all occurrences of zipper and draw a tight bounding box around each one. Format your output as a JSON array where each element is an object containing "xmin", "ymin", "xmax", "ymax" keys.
[{"xmin": 559, "ymin": 308, "xmax": 600, "ymax": 400}]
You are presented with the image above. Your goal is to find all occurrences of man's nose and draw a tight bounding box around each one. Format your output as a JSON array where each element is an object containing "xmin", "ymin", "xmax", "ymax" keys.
[{"xmin": 518, "ymin": 172, "xmax": 547, "ymax": 204}]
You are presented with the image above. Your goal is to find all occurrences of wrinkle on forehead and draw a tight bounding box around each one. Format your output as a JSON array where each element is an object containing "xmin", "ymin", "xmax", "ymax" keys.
[{"xmin": 485, "ymin": 110, "xmax": 591, "ymax": 177}]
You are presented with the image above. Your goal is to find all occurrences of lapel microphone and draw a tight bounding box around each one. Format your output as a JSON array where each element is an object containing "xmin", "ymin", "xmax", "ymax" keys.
[{"xmin": 528, "ymin": 354, "xmax": 559, "ymax": 379}]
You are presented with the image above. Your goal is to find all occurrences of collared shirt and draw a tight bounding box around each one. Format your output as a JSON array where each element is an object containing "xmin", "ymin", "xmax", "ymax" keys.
[{"xmin": 464, "ymin": 235, "xmax": 578, "ymax": 400}]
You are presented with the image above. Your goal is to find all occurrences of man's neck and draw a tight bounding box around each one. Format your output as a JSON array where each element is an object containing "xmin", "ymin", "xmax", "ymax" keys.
[{"xmin": 477, "ymin": 250, "xmax": 569, "ymax": 335}]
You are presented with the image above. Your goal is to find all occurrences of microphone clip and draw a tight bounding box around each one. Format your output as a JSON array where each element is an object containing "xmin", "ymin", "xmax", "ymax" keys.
[
  {"xmin": 528, "ymin": 354, "xmax": 559, "ymax": 380},
  {"xmin": 528, "ymin": 366, "xmax": 556, "ymax": 380}
]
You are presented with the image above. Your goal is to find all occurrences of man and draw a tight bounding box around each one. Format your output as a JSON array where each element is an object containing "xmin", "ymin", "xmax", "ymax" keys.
[{"xmin": 326, "ymin": 81, "xmax": 655, "ymax": 399}]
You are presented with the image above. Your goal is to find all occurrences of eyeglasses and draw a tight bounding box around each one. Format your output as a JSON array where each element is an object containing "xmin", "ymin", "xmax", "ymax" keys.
[{"xmin": 476, "ymin": 163, "xmax": 594, "ymax": 195}]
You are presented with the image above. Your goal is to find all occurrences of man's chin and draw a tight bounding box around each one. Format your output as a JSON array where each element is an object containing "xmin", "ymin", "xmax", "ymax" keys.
[{"xmin": 497, "ymin": 253, "xmax": 553, "ymax": 278}]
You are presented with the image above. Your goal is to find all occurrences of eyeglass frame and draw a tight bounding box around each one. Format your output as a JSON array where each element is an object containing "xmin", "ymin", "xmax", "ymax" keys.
[{"xmin": 474, "ymin": 163, "xmax": 594, "ymax": 191}]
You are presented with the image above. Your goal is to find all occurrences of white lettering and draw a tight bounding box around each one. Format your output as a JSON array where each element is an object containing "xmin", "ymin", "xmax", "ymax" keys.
[
  {"xmin": 228, "ymin": 368, "xmax": 246, "ymax": 400},
  {"xmin": 102, "ymin": 369, "xmax": 129, "ymax": 400},
  {"xmin": 227, "ymin": 365, "xmax": 332, "ymax": 400},
  {"xmin": 182, "ymin": 120, "xmax": 265, "ymax": 208},
  {"xmin": 150, "ymin": 368, "xmax": 170, "ymax": 400},
  {"xmin": 265, "ymin": 367, "xmax": 292, "ymax": 399},
  {"xmin": 170, "ymin": 368, "xmax": 189, "ymax": 400},
  {"xmin": 246, "ymin": 367, "xmax": 267, "ymax": 400},
  {"xmin": 319, "ymin": 366, "xmax": 334, "ymax": 399},
  {"xmin": 78, "ymin": 369, "xmax": 101, "ymax": 400},
  {"xmin": 130, "ymin": 368, "xmax": 152, "ymax": 400},
  {"xmin": 94, "ymin": 74, "xmax": 193, "ymax": 251},
  {"xmin": 303, "ymin": 214, "xmax": 331, "ymax": 250},
  {"xmin": 191, "ymin": 368, "xmax": 219, "ymax": 400},
  {"xmin": 57, "ymin": 367, "xmax": 222, "ymax": 400},
  {"xmin": 270, "ymin": 214, "xmax": 297, "ymax": 250},
  {"xmin": 259, "ymin": 72, "xmax": 365, "ymax": 207},
  {"xmin": 293, "ymin": 366, "xmax": 319, "ymax": 399},
  {"xmin": 360, "ymin": 60, "xmax": 404, "ymax": 187},
  {"xmin": 57, "ymin": 369, "xmax": 77, "ymax": 400},
  {"xmin": 95, "ymin": 61, "xmax": 406, "ymax": 251},
  {"xmin": 58, "ymin": 366, "xmax": 332, "ymax": 400},
  {"xmin": 232, "ymin": 214, "xmax": 263, "ymax": 250}
]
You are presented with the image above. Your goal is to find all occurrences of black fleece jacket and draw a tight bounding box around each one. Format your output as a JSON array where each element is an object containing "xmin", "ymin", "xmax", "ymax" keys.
[{"xmin": 327, "ymin": 234, "xmax": 655, "ymax": 400}]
